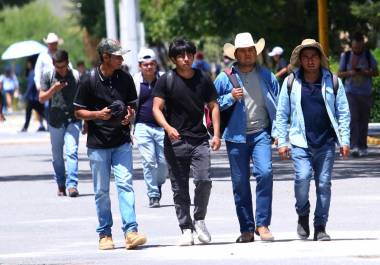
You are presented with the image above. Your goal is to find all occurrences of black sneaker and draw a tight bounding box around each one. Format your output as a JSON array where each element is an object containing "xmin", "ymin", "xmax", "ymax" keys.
[
  {"xmin": 297, "ymin": 215, "xmax": 310, "ymax": 239},
  {"xmin": 313, "ymin": 225, "xmax": 331, "ymax": 241},
  {"xmin": 158, "ymin": 185, "xmax": 162, "ymax": 199},
  {"xmin": 149, "ymin": 197, "xmax": 160, "ymax": 208}
]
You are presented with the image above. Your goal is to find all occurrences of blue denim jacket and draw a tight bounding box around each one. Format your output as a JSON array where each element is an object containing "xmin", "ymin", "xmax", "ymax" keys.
[
  {"xmin": 214, "ymin": 64, "xmax": 279, "ymax": 143},
  {"xmin": 275, "ymin": 67, "xmax": 350, "ymax": 149}
]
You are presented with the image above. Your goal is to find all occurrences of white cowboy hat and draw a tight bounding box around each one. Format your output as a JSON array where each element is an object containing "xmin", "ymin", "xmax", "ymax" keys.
[
  {"xmin": 223, "ymin": 32, "xmax": 265, "ymax": 60},
  {"xmin": 289, "ymin": 39, "xmax": 329, "ymax": 69},
  {"xmin": 43, "ymin": 32, "xmax": 63, "ymax": 44}
]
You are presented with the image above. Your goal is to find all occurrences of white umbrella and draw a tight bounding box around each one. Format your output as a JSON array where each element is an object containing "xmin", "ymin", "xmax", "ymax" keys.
[{"xmin": 1, "ymin": 40, "xmax": 47, "ymax": 60}]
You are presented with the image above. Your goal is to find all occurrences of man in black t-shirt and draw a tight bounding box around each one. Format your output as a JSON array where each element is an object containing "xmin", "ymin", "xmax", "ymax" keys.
[
  {"xmin": 152, "ymin": 38, "xmax": 221, "ymax": 246},
  {"xmin": 74, "ymin": 39, "xmax": 146, "ymax": 250}
]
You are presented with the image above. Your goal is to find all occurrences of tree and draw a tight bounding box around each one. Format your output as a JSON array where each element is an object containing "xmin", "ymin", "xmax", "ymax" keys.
[
  {"xmin": 0, "ymin": 0, "xmax": 32, "ymax": 9},
  {"xmin": 0, "ymin": 2, "xmax": 87, "ymax": 72}
]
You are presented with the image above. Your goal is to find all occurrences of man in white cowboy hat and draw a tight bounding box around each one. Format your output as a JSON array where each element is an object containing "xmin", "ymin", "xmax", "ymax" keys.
[
  {"xmin": 275, "ymin": 39, "xmax": 350, "ymax": 241},
  {"xmin": 214, "ymin": 32, "xmax": 279, "ymax": 243},
  {"xmin": 34, "ymin": 32, "xmax": 63, "ymax": 90}
]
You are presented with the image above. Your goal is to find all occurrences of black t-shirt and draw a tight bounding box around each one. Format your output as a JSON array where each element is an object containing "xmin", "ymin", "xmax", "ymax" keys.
[
  {"xmin": 152, "ymin": 69, "xmax": 218, "ymax": 140},
  {"xmin": 74, "ymin": 67, "xmax": 137, "ymax": 149}
]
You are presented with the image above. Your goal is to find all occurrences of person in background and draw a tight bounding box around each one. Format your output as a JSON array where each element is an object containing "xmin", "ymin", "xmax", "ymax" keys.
[
  {"xmin": 76, "ymin": 61, "xmax": 89, "ymax": 79},
  {"xmin": 133, "ymin": 48, "xmax": 167, "ymax": 208},
  {"xmin": 275, "ymin": 39, "xmax": 350, "ymax": 241},
  {"xmin": 74, "ymin": 38, "xmax": 147, "ymax": 250},
  {"xmin": 21, "ymin": 55, "xmax": 46, "ymax": 132},
  {"xmin": 268, "ymin": 46, "xmax": 288, "ymax": 86},
  {"xmin": 337, "ymin": 32, "xmax": 379, "ymax": 157},
  {"xmin": 0, "ymin": 66, "xmax": 19, "ymax": 114},
  {"xmin": 192, "ymin": 51, "xmax": 212, "ymax": 75},
  {"xmin": 39, "ymin": 50, "xmax": 81, "ymax": 197}
]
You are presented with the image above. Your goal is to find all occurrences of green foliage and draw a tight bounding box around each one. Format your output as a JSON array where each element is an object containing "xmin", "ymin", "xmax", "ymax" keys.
[
  {"xmin": 0, "ymin": 0, "xmax": 32, "ymax": 9},
  {"xmin": 71, "ymin": 0, "xmax": 106, "ymax": 39},
  {"xmin": 0, "ymin": 1, "xmax": 86, "ymax": 66},
  {"xmin": 371, "ymin": 48, "xmax": 380, "ymax": 122}
]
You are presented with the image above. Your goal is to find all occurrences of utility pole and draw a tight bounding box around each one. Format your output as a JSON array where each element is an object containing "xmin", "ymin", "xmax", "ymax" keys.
[
  {"xmin": 318, "ymin": 0, "xmax": 329, "ymax": 56},
  {"xmin": 119, "ymin": 0, "xmax": 139, "ymax": 74},
  {"xmin": 104, "ymin": 0, "xmax": 117, "ymax": 39}
]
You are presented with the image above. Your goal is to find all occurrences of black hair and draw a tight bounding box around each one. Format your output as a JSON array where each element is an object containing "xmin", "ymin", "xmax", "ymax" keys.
[
  {"xmin": 76, "ymin": 60, "xmax": 85, "ymax": 66},
  {"xmin": 168, "ymin": 38, "xmax": 196, "ymax": 59},
  {"xmin": 352, "ymin": 32, "xmax": 364, "ymax": 43},
  {"xmin": 52, "ymin": 49, "xmax": 69, "ymax": 63}
]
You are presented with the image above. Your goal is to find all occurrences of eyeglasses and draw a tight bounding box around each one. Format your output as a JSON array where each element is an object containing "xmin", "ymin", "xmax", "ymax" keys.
[{"xmin": 54, "ymin": 62, "xmax": 68, "ymax": 69}]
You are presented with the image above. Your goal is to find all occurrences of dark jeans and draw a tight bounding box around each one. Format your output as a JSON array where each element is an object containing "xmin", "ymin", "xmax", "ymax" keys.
[
  {"xmin": 23, "ymin": 100, "xmax": 45, "ymax": 130},
  {"xmin": 164, "ymin": 137, "xmax": 212, "ymax": 231},
  {"xmin": 347, "ymin": 93, "xmax": 372, "ymax": 149}
]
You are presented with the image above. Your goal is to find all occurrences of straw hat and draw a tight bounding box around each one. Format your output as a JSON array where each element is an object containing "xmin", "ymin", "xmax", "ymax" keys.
[
  {"xmin": 289, "ymin": 39, "xmax": 329, "ymax": 69},
  {"xmin": 223, "ymin": 32, "xmax": 265, "ymax": 60}
]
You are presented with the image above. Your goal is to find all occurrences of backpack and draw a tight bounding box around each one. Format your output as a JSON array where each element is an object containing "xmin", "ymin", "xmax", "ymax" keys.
[
  {"xmin": 342, "ymin": 50, "xmax": 371, "ymax": 71},
  {"xmin": 205, "ymin": 69, "xmax": 239, "ymax": 136}
]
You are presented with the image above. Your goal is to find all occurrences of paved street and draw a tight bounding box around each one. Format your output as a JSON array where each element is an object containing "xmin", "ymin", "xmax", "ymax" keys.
[{"xmin": 0, "ymin": 113, "xmax": 380, "ymax": 265}]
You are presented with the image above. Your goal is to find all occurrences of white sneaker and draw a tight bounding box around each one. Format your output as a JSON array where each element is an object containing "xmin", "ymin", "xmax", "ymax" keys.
[
  {"xmin": 177, "ymin": 229, "xmax": 194, "ymax": 246},
  {"xmin": 358, "ymin": 149, "xmax": 368, "ymax": 157},
  {"xmin": 194, "ymin": 220, "xmax": 211, "ymax": 243},
  {"xmin": 351, "ymin": 147, "xmax": 359, "ymax": 157}
]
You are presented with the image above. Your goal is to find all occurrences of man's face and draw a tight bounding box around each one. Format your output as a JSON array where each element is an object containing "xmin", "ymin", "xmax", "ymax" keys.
[
  {"xmin": 300, "ymin": 48, "xmax": 321, "ymax": 73},
  {"xmin": 104, "ymin": 54, "xmax": 124, "ymax": 70},
  {"xmin": 235, "ymin": 46, "xmax": 257, "ymax": 67},
  {"xmin": 140, "ymin": 60, "xmax": 157, "ymax": 77},
  {"xmin": 48, "ymin": 42, "xmax": 58, "ymax": 53},
  {"xmin": 352, "ymin": 40, "xmax": 364, "ymax": 55},
  {"xmin": 54, "ymin": 60, "xmax": 69, "ymax": 76},
  {"xmin": 172, "ymin": 52, "xmax": 194, "ymax": 71}
]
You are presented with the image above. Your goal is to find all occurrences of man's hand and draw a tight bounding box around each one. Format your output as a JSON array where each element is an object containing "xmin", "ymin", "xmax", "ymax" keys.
[
  {"xmin": 166, "ymin": 126, "xmax": 181, "ymax": 141},
  {"xmin": 231, "ymin": 87, "xmax": 244, "ymax": 101},
  {"xmin": 340, "ymin": 145, "xmax": 350, "ymax": 159},
  {"xmin": 211, "ymin": 136, "xmax": 221, "ymax": 151},
  {"xmin": 96, "ymin": 107, "xmax": 112, "ymax": 120},
  {"xmin": 52, "ymin": 81, "xmax": 67, "ymax": 93},
  {"xmin": 278, "ymin": 146, "xmax": 289, "ymax": 160},
  {"xmin": 121, "ymin": 106, "xmax": 135, "ymax": 125}
]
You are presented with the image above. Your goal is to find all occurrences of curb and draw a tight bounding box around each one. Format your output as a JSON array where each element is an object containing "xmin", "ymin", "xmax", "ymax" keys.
[{"xmin": 367, "ymin": 136, "xmax": 380, "ymax": 145}]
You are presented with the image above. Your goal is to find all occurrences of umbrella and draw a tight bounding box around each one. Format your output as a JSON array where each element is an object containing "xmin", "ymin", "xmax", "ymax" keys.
[{"xmin": 1, "ymin": 40, "xmax": 47, "ymax": 60}]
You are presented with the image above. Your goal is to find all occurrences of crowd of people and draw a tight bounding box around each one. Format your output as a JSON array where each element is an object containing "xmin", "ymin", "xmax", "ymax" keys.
[{"xmin": 0, "ymin": 30, "xmax": 378, "ymax": 250}]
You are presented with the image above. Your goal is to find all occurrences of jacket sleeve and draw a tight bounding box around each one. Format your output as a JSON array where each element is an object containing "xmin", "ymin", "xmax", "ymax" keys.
[
  {"xmin": 335, "ymin": 78, "xmax": 350, "ymax": 146},
  {"xmin": 274, "ymin": 76, "xmax": 290, "ymax": 148},
  {"xmin": 214, "ymin": 72, "xmax": 236, "ymax": 111}
]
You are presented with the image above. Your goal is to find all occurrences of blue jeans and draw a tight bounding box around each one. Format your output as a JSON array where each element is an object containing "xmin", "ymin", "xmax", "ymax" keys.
[
  {"xmin": 48, "ymin": 121, "xmax": 81, "ymax": 189},
  {"xmin": 88, "ymin": 142, "xmax": 137, "ymax": 236},
  {"xmin": 291, "ymin": 142, "xmax": 335, "ymax": 226},
  {"xmin": 226, "ymin": 129, "xmax": 273, "ymax": 233},
  {"xmin": 134, "ymin": 123, "xmax": 167, "ymax": 198}
]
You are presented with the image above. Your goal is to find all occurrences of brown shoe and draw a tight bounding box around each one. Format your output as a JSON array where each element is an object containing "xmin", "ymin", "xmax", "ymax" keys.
[
  {"xmin": 236, "ymin": 232, "xmax": 255, "ymax": 243},
  {"xmin": 99, "ymin": 236, "xmax": 114, "ymax": 250},
  {"xmin": 68, "ymin": 187, "xmax": 79, "ymax": 197},
  {"xmin": 255, "ymin": 226, "xmax": 274, "ymax": 241},
  {"xmin": 125, "ymin": 231, "xmax": 147, "ymax": 249},
  {"xmin": 57, "ymin": 186, "xmax": 66, "ymax": 196}
]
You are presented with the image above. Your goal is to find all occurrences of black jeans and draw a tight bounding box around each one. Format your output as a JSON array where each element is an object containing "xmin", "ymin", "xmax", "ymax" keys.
[
  {"xmin": 22, "ymin": 100, "xmax": 45, "ymax": 130},
  {"xmin": 347, "ymin": 93, "xmax": 372, "ymax": 149},
  {"xmin": 164, "ymin": 137, "xmax": 212, "ymax": 231}
]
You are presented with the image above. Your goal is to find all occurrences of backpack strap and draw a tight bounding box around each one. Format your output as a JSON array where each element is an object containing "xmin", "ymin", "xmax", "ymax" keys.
[
  {"xmin": 166, "ymin": 70, "xmax": 175, "ymax": 93},
  {"xmin": 286, "ymin": 72, "xmax": 295, "ymax": 96},
  {"xmin": 224, "ymin": 69, "xmax": 240, "ymax": 88}
]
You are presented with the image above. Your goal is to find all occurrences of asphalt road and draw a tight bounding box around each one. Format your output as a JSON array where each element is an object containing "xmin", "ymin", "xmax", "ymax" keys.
[{"xmin": 0, "ymin": 128, "xmax": 380, "ymax": 265}]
